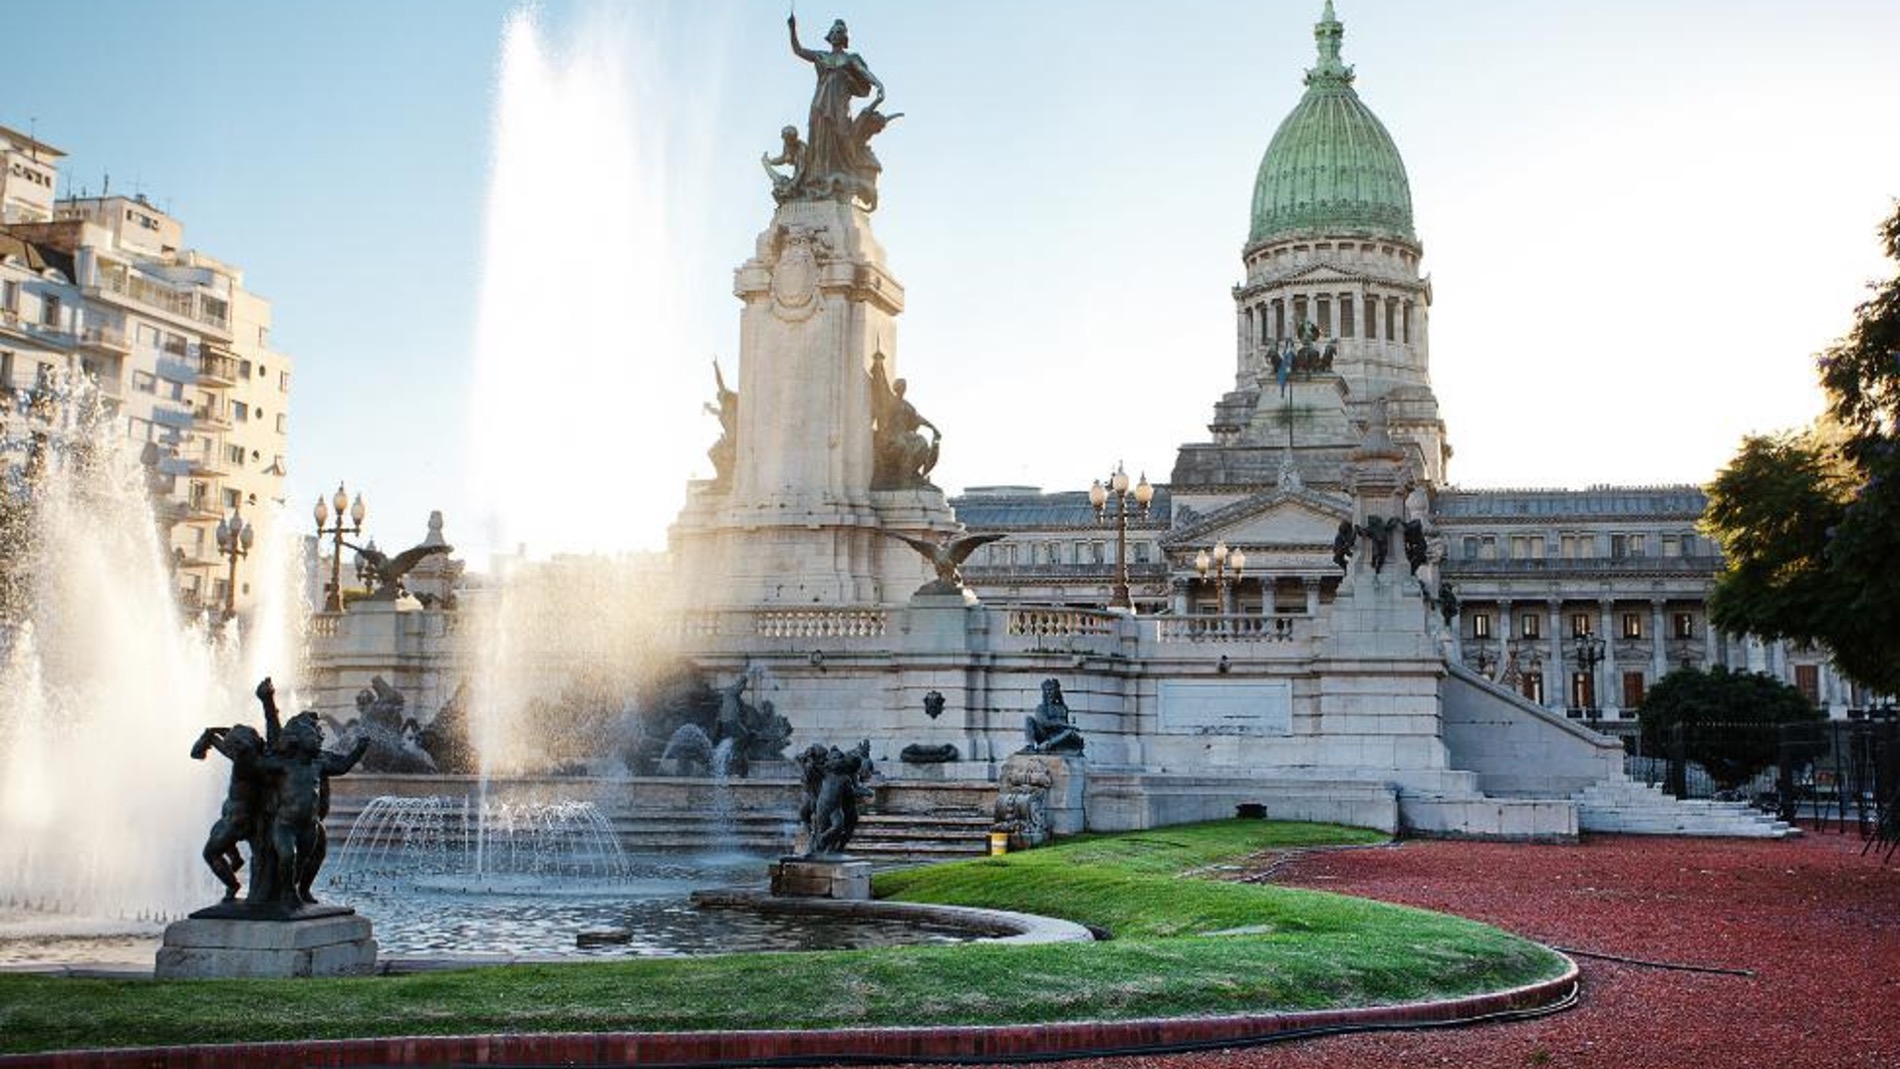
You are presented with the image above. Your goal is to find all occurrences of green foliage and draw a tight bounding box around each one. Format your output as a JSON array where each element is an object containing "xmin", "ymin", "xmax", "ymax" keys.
[
  {"xmin": 1707, "ymin": 203, "xmax": 1900, "ymax": 693},
  {"xmin": 1639, "ymin": 666, "xmax": 1823, "ymax": 788},
  {"xmin": 0, "ymin": 822, "xmax": 1565, "ymax": 1054}
]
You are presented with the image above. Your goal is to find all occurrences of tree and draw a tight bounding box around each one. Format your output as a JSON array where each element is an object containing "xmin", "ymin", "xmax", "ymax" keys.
[
  {"xmin": 1639, "ymin": 666, "xmax": 1822, "ymax": 790},
  {"xmin": 1706, "ymin": 204, "xmax": 1900, "ymax": 695}
]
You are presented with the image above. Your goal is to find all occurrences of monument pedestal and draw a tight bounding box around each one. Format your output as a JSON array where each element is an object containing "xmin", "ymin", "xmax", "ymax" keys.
[
  {"xmin": 770, "ymin": 857, "xmax": 872, "ymax": 900},
  {"xmin": 998, "ymin": 752, "xmax": 1088, "ymax": 845},
  {"xmin": 156, "ymin": 910, "xmax": 377, "ymax": 979}
]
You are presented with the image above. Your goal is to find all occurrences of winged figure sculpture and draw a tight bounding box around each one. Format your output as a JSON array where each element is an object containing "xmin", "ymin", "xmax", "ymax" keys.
[{"xmin": 879, "ymin": 530, "xmax": 1006, "ymax": 596}]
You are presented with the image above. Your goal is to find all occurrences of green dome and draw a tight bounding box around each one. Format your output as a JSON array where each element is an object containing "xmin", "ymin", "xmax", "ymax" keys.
[{"xmin": 1249, "ymin": 3, "xmax": 1415, "ymax": 247}]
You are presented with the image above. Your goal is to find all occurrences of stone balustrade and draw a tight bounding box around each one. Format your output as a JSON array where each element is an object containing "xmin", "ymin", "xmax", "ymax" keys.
[
  {"xmin": 1005, "ymin": 608, "xmax": 1120, "ymax": 637},
  {"xmin": 754, "ymin": 609, "xmax": 888, "ymax": 638},
  {"xmin": 1152, "ymin": 614, "xmax": 1301, "ymax": 643}
]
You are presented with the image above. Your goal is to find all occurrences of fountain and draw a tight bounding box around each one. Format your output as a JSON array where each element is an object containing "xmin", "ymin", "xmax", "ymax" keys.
[{"xmin": 0, "ymin": 375, "xmax": 297, "ymax": 925}]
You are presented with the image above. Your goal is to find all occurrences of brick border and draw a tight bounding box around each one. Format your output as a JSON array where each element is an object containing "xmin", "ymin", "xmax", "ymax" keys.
[{"xmin": 0, "ymin": 958, "xmax": 1578, "ymax": 1068}]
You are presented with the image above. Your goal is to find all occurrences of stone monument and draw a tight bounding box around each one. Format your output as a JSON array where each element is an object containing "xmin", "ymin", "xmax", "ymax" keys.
[
  {"xmin": 670, "ymin": 13, "xmax": 958, "ymax": 608},
  {"xmin": 158, "ymin": 678, "xmax": 378, "ymax": 978}
]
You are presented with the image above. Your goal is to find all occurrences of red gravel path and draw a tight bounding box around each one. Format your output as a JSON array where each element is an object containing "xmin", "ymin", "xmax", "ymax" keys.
[{"xmin": 943, "ymin": 831, "xmax": 1899, "ymax": 1069}]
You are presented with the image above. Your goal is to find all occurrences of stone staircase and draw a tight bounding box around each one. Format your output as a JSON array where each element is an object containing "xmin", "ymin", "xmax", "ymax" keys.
[
  {"xmin": 847, "ymin": 810, "xmax": 995, "ymax": 861},
  {"xmin": 1574, "ymin": 779, "xmax": 1800, "ymax": 838}
]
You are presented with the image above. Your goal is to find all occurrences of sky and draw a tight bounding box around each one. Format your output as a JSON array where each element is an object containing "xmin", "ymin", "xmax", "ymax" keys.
[{"xmin": 8, "ymin": 0, "xmax": 1900, "ymax": 565}]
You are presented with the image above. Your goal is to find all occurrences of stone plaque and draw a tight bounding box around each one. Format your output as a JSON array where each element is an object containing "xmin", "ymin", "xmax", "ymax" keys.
[{"xmin": 1157, "ymin": 680, "xmax": 1292, "ymax": 736}]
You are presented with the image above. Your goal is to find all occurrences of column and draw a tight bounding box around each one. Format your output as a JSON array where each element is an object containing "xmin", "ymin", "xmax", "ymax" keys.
[
  {"xmin": 1650, "ymin": 598, "xmax": 1668, "ymax": 679},
  {"xmin": 1598, "ymin": 599, "xmax": 1617, "ymax": 716},
  {"xmin": 1547, "ymin": 599, "xmax": 1566, "ymax": 712},
  {"xmin": 1170, "ymin": 577, "xmax": 1190, "ymax": 617},
  {"xmin": 1303, "ymin": 576, "xmax": 1321, "ymax": 617},
  {"xmin": 1704, "ymin": 623, "xmax": 1719, "ymax": 669}
]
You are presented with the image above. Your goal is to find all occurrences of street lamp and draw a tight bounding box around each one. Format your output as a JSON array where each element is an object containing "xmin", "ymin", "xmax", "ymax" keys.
[
  {"xmin": 314, "ymin": 481, "xmax": 366, "ymax": 613},
  {"xmin": 1572, "ymin": 633, "xmax": 1605, "ymax": 716},
  {"xmin": 1089, "ymin": 462, "xmax": 1153, "ymax": 611},
  {"xmin": 1193, "ymin": 540, "xmax": 1247, "ymax": 616},
  {"xmin": 213, "ymin": 501, "xmax": 254, "ymax": 623}
]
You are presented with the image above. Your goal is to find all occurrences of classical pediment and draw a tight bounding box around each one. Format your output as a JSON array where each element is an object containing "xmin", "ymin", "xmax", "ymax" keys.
[{"xmin": 1164, "ymin": 487, "xmax": 1352, "ymax": 550}]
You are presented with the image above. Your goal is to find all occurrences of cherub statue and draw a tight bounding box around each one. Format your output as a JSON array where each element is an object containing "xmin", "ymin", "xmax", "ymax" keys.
[
  {"xmin": 189, "ymin": 721, "xmax": 268, "ymax": 901},
  {"xmin": 761, "ymin": 125, "xmax": 805, "ymax": 200}
]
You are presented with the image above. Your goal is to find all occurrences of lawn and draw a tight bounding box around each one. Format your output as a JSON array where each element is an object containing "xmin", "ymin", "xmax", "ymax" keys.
[{"xmin": 0, "ymin": 821, "xmax": 1568, "ymax": 1054}]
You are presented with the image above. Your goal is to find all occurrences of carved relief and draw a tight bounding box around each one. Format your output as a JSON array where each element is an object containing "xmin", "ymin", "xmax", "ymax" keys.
[{"xmin": 769, "ymin": 224, "xmax": 828, "ymax": 322}]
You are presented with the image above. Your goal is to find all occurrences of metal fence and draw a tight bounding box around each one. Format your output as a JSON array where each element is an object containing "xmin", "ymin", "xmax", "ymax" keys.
[{"xmin": 1624, "ymin": 713, "xmax": 1899, "ymax": 853}]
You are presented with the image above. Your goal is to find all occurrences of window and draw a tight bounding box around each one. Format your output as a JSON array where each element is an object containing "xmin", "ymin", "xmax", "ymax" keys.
[
  {"xmin": 1681, "ymin": 533, "xmax": 1698, "ymax": 557},
  {"xmin": 1794, "ymin": 664, "xmax": 1820, "ymax": 705},
  {"xmin": 1133, "ymin": 542, "xmax": 1151, "ymax": 564},
  {"xmin": 1385, "ymin": 297, "xmax": 1398, "ymax": 341},
  {"xmin": 1570, "ymin": 672, "xmax": 1595, "ymax": 712},
  {"xmin": 232, "ymin": 401, "xmax": 248, "ymax": 423},
  {"xmin": 1339, "ymin": 296, "xmax": 1355, "ymax": 338},
  {"xmin": 275, "ymin": 413, "xmax": 287, "ymax": 434},
  {"xmin": 1672, "ymin": 613, "xmax": 1695, "ymax": 640},
  {"xmin": 0, "ymin": 350, "xmax": 11, "ymax": 385},
  {"xmin": 1510, "ymin": 535, "xmax": 1528, "ymax": 559},
  {"xmin": 1363, "ymin": 295, "xmax": 1377, "ymax": 339},
  {"xmin": 1622, "ymin": 671, "xmax": 1647, "ymax": 709},
  {"xmin": 132, "ymin": 370, "xmax": 157, "ymax": 394},
  {"xmin": 136, "ymin": 323, "xmax": 161, "ymax": 348},
  {"xmin": 1471, "ymin": 612, "xmax": 1493, "ymax": 639},
  {"xmin": 40, "ymin": 294, "xmax": 61, "ymax": 328},
  {"xmin": 278, "ymin": 371, "xmax": 290, "ymax": 392},
  {"xmin": 1621, "ymin": 612, "xmax": 1643, "ymax": 639},
  {"xmin": 1316, "ymin": 296, "xmax": 1332, "ymax": 336},
  {"xmin": 221, "ymin": 488, "xmax": 240, "ymax": 510},
  {"xmin": 1480, "ymin": 535, "xmax": 1498, "ymax": 561},
  {"xmin": 1, "ymin": 280, "xmax": 17, "ymax": 313},
  {"xmin": 1571, "ymin": 613, "xmax": 1593, "ymax": 638},
  {"xmin": 1462, "ymin": 536, "xmax": 1480, "ymax": 560},
  {"xmin": 1661, "ymin": 535, "xmax": 1680, "ymax": 558},
  {"xmin": 1527, "ymin": 535, "xmax": 1545, "ymax": 558},
  {"xmin": 1402, "ymin": 301, "xmax": 1413, "ymax": 344},
  {"xmin": 1523, "ymin": 672, "xmax": 1544, "ymax": 704},
  {"xmin": 1520, "ymin": 613, "xmax": 1541, "ymax": 639},
  {"xmin": 225, "ymin": 444, "xmax": 245, "ymax": 467}
]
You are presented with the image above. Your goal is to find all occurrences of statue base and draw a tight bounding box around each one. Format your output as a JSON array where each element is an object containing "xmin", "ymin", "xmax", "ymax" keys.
[
  {"xmin": 769, "ymin": 857, "xmax": 872, "ymax": 900},
  {"xmin": 156, "ymin": 911, "xmax": 377, "ymax": 979},
  {"xmin": 1000, "ymin": 752, "xmax": 1088, "ymax": 839}
]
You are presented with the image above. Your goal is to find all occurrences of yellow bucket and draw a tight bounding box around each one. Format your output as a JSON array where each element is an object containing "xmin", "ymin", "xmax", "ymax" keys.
[{"xmin": 988, "ymin": 831, "xmax": 1010, "ymax": 855}]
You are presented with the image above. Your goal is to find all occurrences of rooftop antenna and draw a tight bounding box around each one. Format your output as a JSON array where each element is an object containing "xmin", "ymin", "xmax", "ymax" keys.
[
  {"xmin": 102, "ymin": 171, "xmax": 110, "ymax": 196},
  {"xmin": 26, "ymin": 117, "xmax": 37, "ymax": 161}
]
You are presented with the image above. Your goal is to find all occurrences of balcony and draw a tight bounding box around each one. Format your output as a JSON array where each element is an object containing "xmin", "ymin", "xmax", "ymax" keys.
[
  {"xmin": 79, "ymin": 325, "xmax": 131, "ymax": 353},
  {"xmin": 154, "ymin": 356, "xmax": 200, "ymax": 385},
  {"xmin": 151, "ymin": 404, "xmax": 195, "ymax": 430},
  {"xmin": 192, "ymin": 404, "xmax": 232, "ymax": 430},
  {"xmin": 88, "ymin": 270, "xmax": 231, "ymax": 337},
  {"xmin": 197, "ymin": 350, "xmax": 242, "ymax": 385}
]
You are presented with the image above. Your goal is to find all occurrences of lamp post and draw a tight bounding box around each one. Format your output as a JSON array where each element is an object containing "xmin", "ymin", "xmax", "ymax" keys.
[
  {"xmin": 1193, "ymin": 540, "xmax": 1247, "ymax": 616},
  {"xmin": 314, "ymin": 482, "xmax": 366, "ymax": 613},
  {"xmin": 1089, "ymin": 462, "xmax": 1153, "ymax": 611},
  {"xmin": 213, "ymin": 501, "xmax": 254, "ymax": 623},
  {"xmin": 1572, "ymin": 633, "xmax": 1605, "ymax": 716}
]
